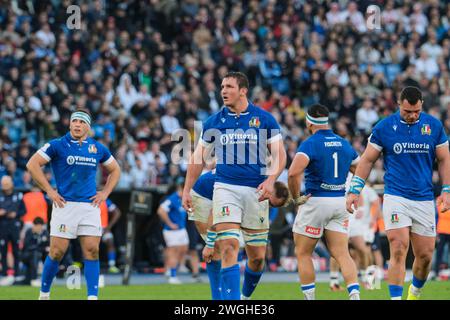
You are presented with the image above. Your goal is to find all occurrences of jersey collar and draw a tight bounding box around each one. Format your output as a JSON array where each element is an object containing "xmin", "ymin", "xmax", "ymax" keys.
[
  {"xmin": 396, "ymin": 111, "xmax": 421, "ymax": 125},
  {"xmin": 65, "ymin": 132, "xmax": 89, "ymax": 144},
  {"xmin": 225, "ymin": 101, "xmax": 253, "ymax": 116}
]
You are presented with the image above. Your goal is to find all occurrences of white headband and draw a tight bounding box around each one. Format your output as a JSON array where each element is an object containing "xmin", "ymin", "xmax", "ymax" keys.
[
  {"xmin": 306, "ymin": 113, "xmax": 328, "ymax": 125},
  {"xmin": 70, "ymin": 111, "xmax": 91, "ymax": 126}
]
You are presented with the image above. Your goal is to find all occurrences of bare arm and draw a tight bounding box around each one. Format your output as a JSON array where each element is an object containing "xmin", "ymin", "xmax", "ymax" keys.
[
  {"xmin": 256, "ymin": 138, "xmax": 287, "ymax": 201},
  {"xmin": 157, "ymin": 206, "xmax": 178, "ymax": 230},
  {"xmin": 346, "ymin": 144, "xmax": 381, "ymax": 213},
  {"xmin": 91, "ymin": 159, "xmax": 121, "ymax": 207},
  {"xmin": 182, "ymin": 143, "xmax": 209, "ymax": 211},
  {"xmin": 26, "ymin": 153, "xmax": 53, "ymax": 194},
  {"xmin": 107, "ymin": 207, "xmax": 122, "ymax": 230},
  {"xmin": 436, "ymin": 144, "xmax": 450, "ymax": 211},
  {"xmin": 26, "ymin": 153, "xmax": 66, "ymax": 207},
  {"xmin": 353, "ymin": 144, "xmax": 381, "ymax": 180},
  {"xmin": 287, "ymin": 153, "xmax": 309, "ymax": 199}
]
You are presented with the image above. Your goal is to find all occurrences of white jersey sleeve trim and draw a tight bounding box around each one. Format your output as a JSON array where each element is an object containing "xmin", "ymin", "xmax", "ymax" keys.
[
  {"xmin": 296, "ymin": 152, "xmax": 310, "ymax": 161},
  {"xmin": 268, "ymin": 133, "xmax": 282, "ymax": 144},
  {"xmin": 37, "ymin": 150, "xmax": 51, "ymax": 162},
  {"xmin": 160, "ymin": 200, "xmax": 171, "ymax": 212},
  {"xmin": 102, "ymin": 155, "xmax": 115, "ymax": 166},
  {"xmin": 351, "ymin": 156, "xmax": 360, "ymax": 165},
  {"xmin": 368, "ymin": 135, "xmax": 383, "ymax": 151},
  {"xmin": 436, "ymin": 141, "xmax": 449, "ymax": 149}
]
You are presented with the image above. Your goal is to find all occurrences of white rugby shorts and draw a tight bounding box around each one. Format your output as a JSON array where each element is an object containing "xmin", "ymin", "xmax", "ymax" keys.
[
  {"xmin": 189, "ymin": 190, "xmax": 212, "ymax": 224},
  {"xmin": 292, "ymin": 197, "xmax": 349, "ymax": 238},
  {"xmin": 383, "ymin": 194, "xmax": 436, "ymax": 237},
  {"xmin": 163, "ymin": 229, "xmax": 189, "ymax": 247},
  {"xmin": 50, "ymin": 201, "xmax": 102, "ymax": 239},
  {"xmin": 212, "ymin": 182, "xmax": 269, "ymax": 230}
]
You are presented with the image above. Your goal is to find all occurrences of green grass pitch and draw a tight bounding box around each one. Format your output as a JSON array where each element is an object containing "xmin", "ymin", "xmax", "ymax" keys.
[{"xmin": 0, "ymin": 281, "xmax": 449, "ymax": 300}]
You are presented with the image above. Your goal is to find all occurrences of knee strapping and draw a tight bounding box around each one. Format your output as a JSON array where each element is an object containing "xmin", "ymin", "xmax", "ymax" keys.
[
  {"xmin": 216, "ymin": 229, "xmax": 241, "ymax": 242},
  {"xmin": 242, "ymin": 230, "xmax": 269, "ymax": 246}
]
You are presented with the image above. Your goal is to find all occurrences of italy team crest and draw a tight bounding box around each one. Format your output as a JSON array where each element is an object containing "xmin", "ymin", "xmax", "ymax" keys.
[
  {"xmin": 221, "ymin": 206, "xmax": 230, "ymax": 216},
  {"xmin": 391, "ymin": 213, "xmax": 399, "ymax": 223},
  {"xmin": 421, "ymin": 124, "xmax": 431, "ymax": 135},
  {"xmin": 249, "ymin": 117, "xmax": 260, "ymax": 128},
  {"xmin": 88, "ymin": 144, "xmax": 97, "ymax": 153}
]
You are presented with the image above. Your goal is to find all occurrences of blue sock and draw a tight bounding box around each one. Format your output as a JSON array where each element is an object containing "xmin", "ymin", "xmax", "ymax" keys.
[
  {"xmin": 220, "ymin": 264, "xmax": 241, "ymax": 300},
  {"xmin": 41, "ymin": 256, "xmax": 60, "ymax": 293},
  {"xmin": 389, "ymin": 284, "xmax": 403, "ymax": 299},
  {"xmin": 84, "ymin": 260, "xmax": 100, "ymax": 297},
  {"xmin": 206, "ymin": 260, "xmax": 222, "ymax": 300},
  {"xmin": 170, "ymin": 268, "xmax": 177, "ymax": 277},
  {"xmin": 242, "ymin": 263, "xmax": 264, "ymax": 298},
  {"xmin": 347, "ymin": 283, "xmax": 360, "ymax": 295},
  {"xmin": 108, "ymin": 252, "xmax": 116, "ymax": 266},
  {"xmin": 412, "ymin": 275, "xmax": 426, "ymax": 289}
]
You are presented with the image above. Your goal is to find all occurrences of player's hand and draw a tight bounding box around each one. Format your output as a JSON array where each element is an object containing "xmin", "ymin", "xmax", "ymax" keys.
[
  {"xmin": 202, "ymin": 246, "xmax": 214, "ymax": 263},
  {"xmin": 256, "ymin": 178, "xmax": 275, "ymax": 202},
  {"xmin": 0, "ymin": 209, "xmax": 6, "ymax": 216},
  {"xmin": 169, "ymin": 223, "xmax": 179, "ymax": 230},
  {"xmin": 355, "ymin": 208, "xmax": 363, "ymax": 219},
  {"xmin": 438, "ymin": 193, "xmax": 450, "ymax": 212},
  {"xmin": 182, "ymin": 191, "xmax": 193, "ymax": 213},
  {"xmin": 346, "ymin": 193, "xmax": 359, "ymax": 214},
  {"xmin": 48, "ymin": 189, "xmax": 66, "ymax": 208},
  {"xmin": 90, "ymin": 190, "xmax": 108, "ymax": 207}
]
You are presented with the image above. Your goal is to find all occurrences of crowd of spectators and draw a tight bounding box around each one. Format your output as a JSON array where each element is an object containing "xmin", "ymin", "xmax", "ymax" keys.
[{"xmin": 0, "ymin": 0, "xmax": 449, "ymax": 191}]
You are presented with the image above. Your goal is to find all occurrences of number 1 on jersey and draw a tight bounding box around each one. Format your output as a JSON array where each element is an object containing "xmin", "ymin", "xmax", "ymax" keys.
[{"xmin": 332, "ymin": 152, "xmax": 338, "ymax": 178}]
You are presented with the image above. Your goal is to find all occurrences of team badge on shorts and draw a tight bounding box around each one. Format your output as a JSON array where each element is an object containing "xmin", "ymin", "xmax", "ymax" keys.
[
  {"xmin": 249, "ymin": 117, "xmax": 260, "ymax": 128},
  {"xmin": 391, "ymin": 213, "xmax": 399, "ymax": 223},
  {"xmin": 421, "ymin": 124, "xmax": 431, "ymax": 135},
  {"xmin": 59, "ymin": 224, "xmax": 67, "ymax": 233},
  {"xmin": 221, "ymin": 206, "xmax": 230, "ymax": 216},
  {"xmin": 88, "ymin": 144, "xmax": 97, "ymax": 153}
]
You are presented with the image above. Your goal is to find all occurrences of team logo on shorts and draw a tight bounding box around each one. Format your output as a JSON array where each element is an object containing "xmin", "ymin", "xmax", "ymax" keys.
[
  {"xmin": 391, "ymin": 213, "xmax": 399, "ymax": 223},
  {"xmin": 249, "ymin": 117, "xmax": 260, "ymax": 128},
  {"xmin": 88, "ymin": 144, "xmax": 97, "ymax": 154},
  {"xmin": 260, "ymin": 217, "xmax": 265, "ymax": 223},
  {"xmin": 421, "ymin": 124, "xmax": 431, "ymax": 135},
  {"xmin": 343, "ymin": 219, "xmax": 349, "ymax": 229},
  {"xmin": 59, "ymin": 224, "xmax": 67, "ymax": 233},
  {"xmin": 221, "ymin": 206, "xmax": 230, "ymax": 216}
]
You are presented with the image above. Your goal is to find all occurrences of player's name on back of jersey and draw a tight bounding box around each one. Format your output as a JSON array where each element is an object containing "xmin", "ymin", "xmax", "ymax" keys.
[{"xmin": 324, "ymin": 141, "xmax": 343, "ymax": 147}]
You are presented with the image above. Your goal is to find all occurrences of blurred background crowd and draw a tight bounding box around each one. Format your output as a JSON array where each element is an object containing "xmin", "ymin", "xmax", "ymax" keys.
[{"xmin": 0, "ymin": 0, "xmax": 449, "ymax": 280}]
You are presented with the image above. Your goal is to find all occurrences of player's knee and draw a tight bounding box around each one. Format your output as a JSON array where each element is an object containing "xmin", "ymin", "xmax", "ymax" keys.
[
  {"xmin": 415, "ymin": 250, "xmax": 433, "ymax": 265},
  {"xmin": 49, "ymin": 247, "xmax": 65, "ymax": 261},
  {"xmin": 83, "ymin": 245, "xmax": 99, "ymax": 259},
  {"xmin": 248, "ymin": 257, "xmax": 265, "ymax": 270},
  {"xmin": 390, "ymin": 240, "xmax": 408, "ymax": 261}
]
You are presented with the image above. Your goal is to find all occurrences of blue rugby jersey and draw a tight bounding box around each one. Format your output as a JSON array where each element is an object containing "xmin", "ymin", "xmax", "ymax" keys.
[
  {"xmin": 192, "ymin": 170, "xmax": 215, "ymax": 200},
  {"xmin": 297, "ymin": 129, "xmax": 359, "ymax": 197},
  {"xmin": 160, "ymin": 192, "xmax": 187, "ymax": 231},
  {"xmin": 200, "ymin": 103, "xmax": 282, "ymax": 188},
  {"xmin": 368, "ymin": 111, "xmax": 448, "ymax": 201},
  {"xmin": 38, "ymin": 132, "xmax": 113, "ymax": 202}
]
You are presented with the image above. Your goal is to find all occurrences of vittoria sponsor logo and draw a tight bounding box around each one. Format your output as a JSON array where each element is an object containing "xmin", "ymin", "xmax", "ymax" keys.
[
  {"xmin": 305, "ymin": 226, "xmax": 321, "ymax": 235},
  {"xmin": 66, "ymin": 155, "xmax": 97, "ymax": 166},
  {"xmin": 393, "ymin": 142, "xmax": 430, "ymax": 155},
  {"xmin": 220, "ymin": 133, "xmax": 258, "ymax": 145}
]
